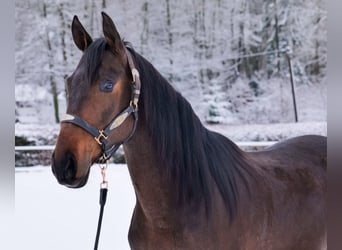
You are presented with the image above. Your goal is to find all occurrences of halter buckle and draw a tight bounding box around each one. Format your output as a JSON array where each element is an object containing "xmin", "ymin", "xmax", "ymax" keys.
[
  {"xmin": 130, "ymin": 100, "xmax": 138, "ymax": 111},
  {"xmin": 94, "ymin": 130, "xmax": 108, "ymax": 146}
]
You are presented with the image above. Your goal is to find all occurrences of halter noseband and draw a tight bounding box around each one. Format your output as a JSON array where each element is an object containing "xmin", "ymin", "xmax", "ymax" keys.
[{"xmin": 61, "ymin": 48, "xmax": 141, "ymax": 162}]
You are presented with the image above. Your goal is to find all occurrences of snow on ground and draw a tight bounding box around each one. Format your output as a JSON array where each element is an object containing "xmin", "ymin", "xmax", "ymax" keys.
[{"xmin": 15, "ymin": 164, "xmax": 134, "ymax": 250}]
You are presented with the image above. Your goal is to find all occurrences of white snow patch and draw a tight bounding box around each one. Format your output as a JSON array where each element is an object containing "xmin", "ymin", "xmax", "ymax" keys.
[{"xmin": 15, "ymin": 165, "xmax": 134, "ymax": 250}]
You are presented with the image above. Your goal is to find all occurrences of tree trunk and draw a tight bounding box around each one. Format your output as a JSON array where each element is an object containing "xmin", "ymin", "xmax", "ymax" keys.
[
  {"xmin": 165, "ymin": 0, "xmax": 173, "ymax": 82},
  {"xmin": 273, "ymin": 0, "xmax": 281, "ymax": 74},
  {"xmin": 90, "ymin": 0, "xmax": 96, "ymax": 34},
  {"xmin": 57, "ymin": 3, "xmax": 68, "ymax": 102},
  {"xmin": 57, "ymin": 3, "xmax": 67, "ymax": 75},
  {"xmin": 140, "ymin": 2, "xmax": 149, "ymax": 54},
  {"xmin": 43, "ymin": 2, "xmax": 60, "ymax": 123}
]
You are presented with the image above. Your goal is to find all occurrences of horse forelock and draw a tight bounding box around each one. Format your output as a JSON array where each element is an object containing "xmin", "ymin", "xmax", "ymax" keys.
[{"xmin": 83, "ymin": 38, "xmax": 108, "ymax": 85}]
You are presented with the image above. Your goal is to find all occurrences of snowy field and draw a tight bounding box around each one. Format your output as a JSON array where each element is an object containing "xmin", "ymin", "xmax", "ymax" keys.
[{"xmin": 15, "ymin": 164, "xmax": 135, "ymax": 250}]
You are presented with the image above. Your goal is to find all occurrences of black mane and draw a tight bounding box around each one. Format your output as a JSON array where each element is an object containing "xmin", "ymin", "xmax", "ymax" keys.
[
  {"xmin": 84, "ymin": 38, "xmax": 108, "ymax": 84},
  {"xmin": 126, "ymin": 45, "xmax": 254, "ymax": 219}
]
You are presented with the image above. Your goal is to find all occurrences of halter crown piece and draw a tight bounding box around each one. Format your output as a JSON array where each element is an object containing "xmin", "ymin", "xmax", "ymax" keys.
[{"xmin": 61, "ymin": 48, "xmax": 141, "ymax": 162}]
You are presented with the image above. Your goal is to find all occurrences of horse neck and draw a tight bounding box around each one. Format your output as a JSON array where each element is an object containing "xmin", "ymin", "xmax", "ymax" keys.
[
  {"xmin": 123, "ymin": 122, "xmax": 182, "ymax": 228},
  {"xmin": 122, "ymin": 52, "xmax": 208, "ymax": 227},
  {"xmin": 121, "ymin": 50, "xmax": 250, "ymax": 227}
]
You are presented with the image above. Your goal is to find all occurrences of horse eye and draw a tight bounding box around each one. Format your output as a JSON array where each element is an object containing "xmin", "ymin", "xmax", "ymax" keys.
[{"xmin": 100, "ymin": 81, "xmax": 114, "ymax": 92}]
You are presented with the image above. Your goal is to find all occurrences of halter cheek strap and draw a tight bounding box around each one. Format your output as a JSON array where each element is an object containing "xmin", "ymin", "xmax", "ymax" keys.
[{"xmin": 61, "ymin": 48, "xmax": 140, "ymax": 162}]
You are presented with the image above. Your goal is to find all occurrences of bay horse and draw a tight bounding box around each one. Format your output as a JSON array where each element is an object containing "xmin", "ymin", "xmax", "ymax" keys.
[{"xmin": 51, "ymin": 12, "xmax": 327, "ymax": 250}]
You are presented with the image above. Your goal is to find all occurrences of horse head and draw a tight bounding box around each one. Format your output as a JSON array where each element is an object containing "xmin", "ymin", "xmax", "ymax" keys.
[{"xmin": 52, "ymin": 12, "xmax": 138, "ymax": 188}]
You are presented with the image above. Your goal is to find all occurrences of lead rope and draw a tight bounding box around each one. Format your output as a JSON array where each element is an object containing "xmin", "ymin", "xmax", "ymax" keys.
[{"xmin": 94, "ymin": 159, "xmax": 109, "ymax": 250}]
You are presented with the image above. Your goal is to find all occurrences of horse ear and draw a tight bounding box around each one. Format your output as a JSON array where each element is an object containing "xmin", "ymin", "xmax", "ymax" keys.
[
  {"xmin": 102, "ymin": 12, "xmax": 124, "ymax": 54},
  {"xmin": 71, "ymin": 15, "xmax": 92, "ymax": 51}
]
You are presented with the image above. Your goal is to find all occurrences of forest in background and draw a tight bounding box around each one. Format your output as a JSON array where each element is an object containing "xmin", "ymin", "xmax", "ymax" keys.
[{"xmin": 15, "ymin": 0, "xmax": 327, "ymax": 125}]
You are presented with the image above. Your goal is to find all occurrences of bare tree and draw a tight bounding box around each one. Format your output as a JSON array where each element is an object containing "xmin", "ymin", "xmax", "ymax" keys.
[
  {"xmin": 43, "ymin": 2, "xmax": 59, "ymax": 123},
  {"xmin": 165, "ymin": 0, "xmax": 173, "ymax": 82}
]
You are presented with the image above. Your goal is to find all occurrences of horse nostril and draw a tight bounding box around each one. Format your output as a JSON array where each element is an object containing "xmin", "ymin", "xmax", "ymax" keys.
[{"xmin": 64, "ymin": 154, "xmax": 77, "ymax": 180}]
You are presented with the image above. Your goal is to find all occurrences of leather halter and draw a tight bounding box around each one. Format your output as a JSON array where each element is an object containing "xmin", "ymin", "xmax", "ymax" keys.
[{"xmin": 61, "ymin": 48, "xmax": 141, "ymax": 162}]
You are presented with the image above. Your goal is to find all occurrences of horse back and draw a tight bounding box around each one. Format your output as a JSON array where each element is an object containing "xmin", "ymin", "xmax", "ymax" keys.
[
  {"xmin": 269, "ymin": 134, "xmax": 326, "ymax": 157},
  {"xmin": 256, "ymin": 134, "xmax": 326, "ymax": 169}
]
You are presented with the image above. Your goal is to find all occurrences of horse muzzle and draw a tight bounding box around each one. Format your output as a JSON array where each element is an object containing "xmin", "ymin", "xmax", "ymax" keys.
[{"xmin": 51, "ymin": 151, "xmax": 89, "ymax": 188}]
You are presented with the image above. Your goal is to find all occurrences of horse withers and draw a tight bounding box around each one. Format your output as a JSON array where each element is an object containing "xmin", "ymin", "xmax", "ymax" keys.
[{"xmin": 51, "ymin": 12, "xmax": 327, "ymax": 250}]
